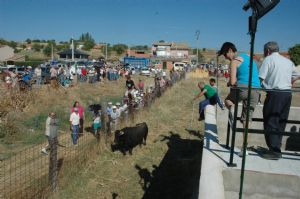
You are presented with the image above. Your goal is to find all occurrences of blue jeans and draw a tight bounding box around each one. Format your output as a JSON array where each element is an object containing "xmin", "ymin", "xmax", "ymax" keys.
[
  {"xmin": 198, "ymin": 94, "xmax": 219, "ymax": 119},
  {"xmin": 71, "ymin": 125, "xmax": 79, "ymax": 145},
  {"xmin": 215, "ymin": 94, "xmax": 224, "ymax": 109},
  {"xmin": 36, "ymin": 76, "xmax": 42, "ymax": 87},
  {"xmin": 199, "ymin": 99, "xmax": 211, "ymax": 119}
]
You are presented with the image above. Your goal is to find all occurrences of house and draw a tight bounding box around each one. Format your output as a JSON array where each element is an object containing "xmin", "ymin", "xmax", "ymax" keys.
[
  {"xmin": 57, "ymin": 49, "xmax": 89, "ymax": 60},
  {"xmin": 126, "ymin": 49, "xmax": 151, "ymax": 58},
  {"xmin": 152, "ymin": 41, "xmax": 190, "ymax": 58},
  {"xmin": 151, "ymin": 41, "xmax": 191, "ymax": 70}
]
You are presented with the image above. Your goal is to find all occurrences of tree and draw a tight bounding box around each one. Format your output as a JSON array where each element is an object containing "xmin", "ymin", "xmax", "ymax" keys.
[
  {"xmin": 43, "ymin": 45, "xmax": 52, "ymax": 57},
  {"xmin": 112, "ymin": 44, "xmax": 128, "ymax": 55},
  {"xmin": 288, "ymin": 44, "xmax": 300, "ymax": 65},
  {"xmin": 79, "ymin": 32, "xmax": 95, "ymax": 51},
  {"xmin": 0, "ymin": 38, "xmax": 8, "ymax": 45},
  {"xmin": 32, "ymin": 43, "xmax": 42, "ymax": 52},
  {"xmin": 26, "ymin": 38, "xmax": 31, "ymax": 44},
  {"xmin": 131, "ymin": 45, "xmax": 149, "ymax": 51},
  {"xmin": 8, "ymin": 41, "xmax": 17, "ymax": 49},
  {"xmin": 192, "ymin": 48, "xmax": 205, "ymax": 63}
]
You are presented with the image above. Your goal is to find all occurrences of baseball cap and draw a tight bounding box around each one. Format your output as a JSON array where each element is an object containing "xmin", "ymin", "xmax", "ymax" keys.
[
  {"xmin": 218, "ymin": 42, "xmax": 237, "ymax": 56},
  {"xmin": 112, "ymin": 106, "xmax": 117, "ymax": 109},
  {"xmin": 108, "ymin": 102, "xmax": 112, "ymax": 105},
  {"xmin": 116, "ymin": 102, "xmax": 121, "ymax": 106}
]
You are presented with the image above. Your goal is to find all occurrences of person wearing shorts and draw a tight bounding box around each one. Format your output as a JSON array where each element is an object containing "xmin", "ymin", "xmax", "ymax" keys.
[{"xmin": 218, "ymin": 42, "xmax": 261, "ymax": 157}]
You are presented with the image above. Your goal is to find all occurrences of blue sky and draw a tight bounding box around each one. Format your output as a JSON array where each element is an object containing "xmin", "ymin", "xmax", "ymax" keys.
[{"xmin": 0, "ymin": 0, "xmax": 299, "ymax": 52}]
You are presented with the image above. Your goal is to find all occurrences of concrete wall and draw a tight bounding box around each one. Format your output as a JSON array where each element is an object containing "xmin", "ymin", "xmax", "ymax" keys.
[{"xmin": 223, "ymin": 169, "xmax": 300, "ymax": 199}]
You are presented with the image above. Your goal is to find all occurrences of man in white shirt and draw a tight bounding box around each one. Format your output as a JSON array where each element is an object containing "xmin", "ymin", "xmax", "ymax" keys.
[
  {"xmin": 110, "ymin": 106, "xmax": 119, "ymax": 133},
  {"xmin": 70, "ymin": 108, "xmax": 80, "ymax": 145},
  {"xmin": 259, "ymin": 41, "xmax": 300, "ymax": 160},
  {"xmin": 35, "ymin": 65, "xmax": 42, "ymax": 88}
]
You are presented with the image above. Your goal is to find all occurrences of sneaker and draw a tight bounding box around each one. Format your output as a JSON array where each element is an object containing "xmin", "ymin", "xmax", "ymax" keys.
[
  {"xmin": 41, "ymin": 148, "xmax": 48, "ymax": 155},
  {"xmin": 260, "ymin": 150, "xmax": 281, "ymax": 160},
  {"xmin": 198, "ymin": 117, "xmax": 204, "ymax": 121},
  {"xmin": 238, "ymin": 149, "xmax": 248, "ymax": 157}
]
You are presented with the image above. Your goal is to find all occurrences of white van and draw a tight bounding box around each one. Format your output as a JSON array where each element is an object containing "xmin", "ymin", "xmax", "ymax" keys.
[{"xmin": 173, "ymin": 62, "xmax": 186, "ymax": 71}]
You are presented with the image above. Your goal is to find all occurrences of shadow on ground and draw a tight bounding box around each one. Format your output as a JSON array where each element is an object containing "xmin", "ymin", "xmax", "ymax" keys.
[{"xmin": 136, "ymin": 131, "xmax": 203, "ymax": 199}]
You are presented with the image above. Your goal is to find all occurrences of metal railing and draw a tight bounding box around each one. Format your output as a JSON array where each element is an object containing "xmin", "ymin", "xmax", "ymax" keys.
[{"xmin": 225, "ymin": 86, "xmax": 300, "ymax": 167}]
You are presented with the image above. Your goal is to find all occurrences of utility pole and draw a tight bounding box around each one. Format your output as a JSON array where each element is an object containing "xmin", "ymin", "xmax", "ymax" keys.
[
  {"xmin": 195, "ymin": 30, "xmax": 200, "ymax": 65},
  {"xmin": 51, "ymin": 44, "xmax": 54, "ymax": 61},
  {"xmin": 71, "ymin": 38, "xmax": 74, "ymax": 61},
  {"xmin": 105, "ymin": 43, "xmax": 108, "ymax": 60}
]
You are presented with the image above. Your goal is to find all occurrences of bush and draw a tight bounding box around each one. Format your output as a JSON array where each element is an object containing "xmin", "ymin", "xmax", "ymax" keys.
[{"xmin": 15, "ymin": 61, "xmax": 44, "ymax": 67}]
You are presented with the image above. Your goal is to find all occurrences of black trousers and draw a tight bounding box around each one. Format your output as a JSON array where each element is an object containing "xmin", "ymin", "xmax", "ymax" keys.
[{"xmin": 263, "ymin": 91, "xmax": 292, "ymax": 152}]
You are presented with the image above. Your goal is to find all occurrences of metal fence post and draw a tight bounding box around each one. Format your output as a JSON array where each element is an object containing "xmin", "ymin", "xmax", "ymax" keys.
[
  {"xmin": 226, "ymin": 111, "xmax": 231, "ymax": 149},
  {"xmin": 49, "ymin": 137, "xmax": 58, "ymax": 192},
  {"xmin": 228, "ymin": 88, "xmax": 239, "ymax": 167}
]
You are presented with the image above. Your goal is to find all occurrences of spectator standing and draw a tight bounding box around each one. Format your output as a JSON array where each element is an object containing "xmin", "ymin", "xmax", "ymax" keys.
[
  {"xmin": 138, "ymin": 79, "xmax": 144, "ymax": 92},
  {"xmin": 50, "ymin": 66, "xmax": 58, "ymax": 89},
  {"xmin": 71, "ymin": 101, "xmax": 85, "ymax": 135},
  {"xmin": 41, "ymin": 112, "xmax": 59, "ymax": 154},
  {"xmin": 70, "ymin": 107, "xmax": 80, "ymax": 145},
  {"xmin": 76, "ymin": 67, "xmax": 82, "ymax": 82},
  {"xmin": 34, "ymin": 65, "xmax": 42, "ymax": 88},
  {"xmin": 106, "ymin": 102, "xmax": 113, "ymax": 116},
  {"xmin": 209, "ymin": 78, "xmax": 225, "ymax": 110},
  {"xmin": 218, "ymin": 42, "xmax": 260, "ymax": 156},
  {"xmin": 93, "ymin": 111, "xmax": 101, "ymax": 137},
  {"xmin": 81, "ymin": 67, "xmax": 87, "ymax": 82},
  {"xmin": 126, "ymin": 75, "xmax": 136, "ymax": 92},
  {"xmin": 259, "ymin": 41, "xmax": 300, "ymax": 160},
  {"xmin": 110, "ymin": 106, "xmax": 119, "ymax": 133},
  {"xmin": 57, "ymin": 66, "xmax": 65, "ymax": 86}
]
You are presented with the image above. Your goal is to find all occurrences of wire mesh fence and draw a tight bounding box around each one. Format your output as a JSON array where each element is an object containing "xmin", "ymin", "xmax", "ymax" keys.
[
  {"xmin": 0, "ymin": 130, "xmax": 96, "ymax": 199},
  {"xmin": 0, "ymin": 70, "xmax": 187, "ymax": 199}
]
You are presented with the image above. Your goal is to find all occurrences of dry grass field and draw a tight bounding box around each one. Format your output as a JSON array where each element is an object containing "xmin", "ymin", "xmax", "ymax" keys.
[
  {"xmin": 46, "ymin": 71, "xmax": 206, "ymax": 199},
  {"xmin": 0, "ymin": 71, "xmax": 207, "ymax": 199}
]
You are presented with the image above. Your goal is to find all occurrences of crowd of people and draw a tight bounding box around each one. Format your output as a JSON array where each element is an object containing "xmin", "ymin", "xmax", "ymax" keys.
[
  {"xmin": 41, "ymin": 70, "xmax": 187, "ymax": 154},
  {"xmin": 194, "ymin": 41, "xmax": 300, "ymax": 160},
  {"xmin": 1, "ymin": 62, "xmax": 142, "ymax": 91}
]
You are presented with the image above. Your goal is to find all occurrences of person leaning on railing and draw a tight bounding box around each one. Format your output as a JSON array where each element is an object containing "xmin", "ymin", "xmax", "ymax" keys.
[
  {"xmin": 218, "ymin": 42, "xmax": 261, "ymax": 157},
  {"xmin": 258, "ymin": 41, "xmax": 300, "ymax": 160}
]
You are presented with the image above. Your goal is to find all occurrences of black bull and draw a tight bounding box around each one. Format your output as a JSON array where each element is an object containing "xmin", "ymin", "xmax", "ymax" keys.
[{"xmin": 111, "ymin": 122, "xmax": 148, "ymax": 155}]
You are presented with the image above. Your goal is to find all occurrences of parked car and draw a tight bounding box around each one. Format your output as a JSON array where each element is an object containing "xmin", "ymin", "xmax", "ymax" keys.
[
  {"xmin": 173, "ymin": 62, "xmax": 186, "ymax": 71},
  {"xmin": 140, "ymin": 67, "xmax": 151, "ymax": 76}
]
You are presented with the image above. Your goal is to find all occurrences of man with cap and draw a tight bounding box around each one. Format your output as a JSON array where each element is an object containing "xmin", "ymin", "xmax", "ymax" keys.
[
  {"xmin": 115, "ymin": 102, "xmax": 121, "ymax": 118},
  {"xmin": 109, "ymin": 105, "xmax": 119, "ymax": 133},
  {"xmin": 218, "ymin": 42, "xmax": 260, "ymax": 157},
  {"xmin": 106, "ymin": 102, "xmax": 113, "ymax": 116},
  {"xmin": 70, "ymin": 107, "xmax": 80, "ymax": 145}
]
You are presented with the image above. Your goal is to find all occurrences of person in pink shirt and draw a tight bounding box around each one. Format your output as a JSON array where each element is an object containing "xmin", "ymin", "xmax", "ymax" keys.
[
  {"xmin": 71, "ymin": 101, "xmax": 85, "ymax": 134},
  {"xmin": 138, "ymin": 79, "xmax": 144, "ymax": 92}
]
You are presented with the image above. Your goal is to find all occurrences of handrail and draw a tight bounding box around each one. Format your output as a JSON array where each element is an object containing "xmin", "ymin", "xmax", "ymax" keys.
[{"xmin": 226, "ymin": 87, "xmax": 300, "ymax": 166}]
